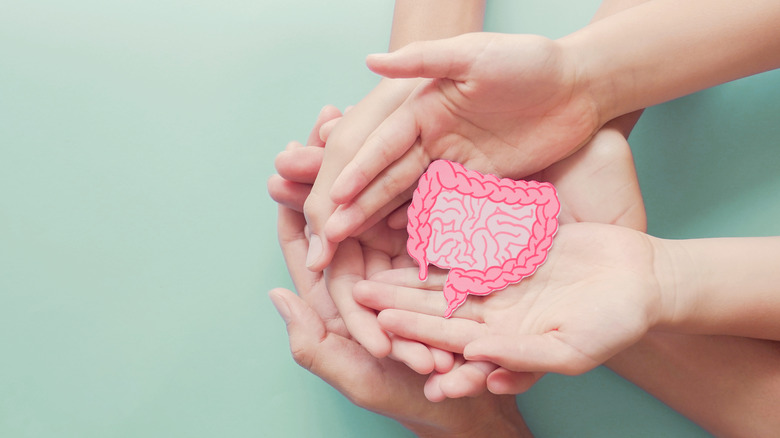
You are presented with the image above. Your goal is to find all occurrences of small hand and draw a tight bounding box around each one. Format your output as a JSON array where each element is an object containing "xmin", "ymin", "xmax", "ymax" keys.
[{"xmin": 356, "ymin": 222, "xmax": 663, "ymax": 376}]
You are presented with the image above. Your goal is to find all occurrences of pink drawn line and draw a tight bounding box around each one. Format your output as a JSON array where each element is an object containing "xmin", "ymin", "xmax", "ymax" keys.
[{"xmin": 406, "ymin": 159, "xmax": 560, "ymax": 318}]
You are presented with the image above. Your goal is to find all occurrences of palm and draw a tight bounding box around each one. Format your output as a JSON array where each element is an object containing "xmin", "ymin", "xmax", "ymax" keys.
[
  {"xmin": 276, "ymin": 204, "xmax": 519, "ymax": 430},
  {"xmin": 367, "ymin": 222, "xmax": 660, "ymax": 376},
  {"xmin": 473, "ymin": 223, "xmax": 659, "ymax": 372}
]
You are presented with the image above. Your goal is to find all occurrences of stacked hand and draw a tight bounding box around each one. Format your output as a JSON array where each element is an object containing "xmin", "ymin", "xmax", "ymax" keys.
[
  {"xmin": 304, "ymin": 33, "xmax": 607, "ymax": 271},
  {"xmin": 271, "ymin": 93, "xmax": 646, "ymax": 399},
  {"xmin": 269, "ymin": 108, "xmax": 533, "ymax": 436}
]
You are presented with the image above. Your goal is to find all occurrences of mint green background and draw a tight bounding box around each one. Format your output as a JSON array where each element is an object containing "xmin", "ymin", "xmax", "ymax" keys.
[{"xmin": 1, "ymin": 1, "xmax": 777, "ymax": 436}]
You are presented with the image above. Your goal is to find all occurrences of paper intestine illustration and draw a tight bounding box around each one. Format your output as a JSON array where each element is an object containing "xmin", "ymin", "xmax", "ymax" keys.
[{"xmin": 406, "ymin": 160, "xmax": 560, "ymax": 318}]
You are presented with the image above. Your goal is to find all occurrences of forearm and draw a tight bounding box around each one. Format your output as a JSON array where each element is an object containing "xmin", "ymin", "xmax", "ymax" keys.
[
  {"xmin": 561, "ymin": 0, "xmax": 780, "ymax": 124},
  {"xmin": 389, "ymin": 0, "xmax": 485, "ymax": 51},
  {"xmin": 655, "ymin": 235, "xmax": 780, "ymax": 340}
]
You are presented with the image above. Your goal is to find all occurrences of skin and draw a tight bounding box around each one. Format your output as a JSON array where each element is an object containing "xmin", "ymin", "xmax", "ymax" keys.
[
  {"xmin": 314, "ymin": 0, "xmax": 780, "ymax": 253},
  {"xmin": 301, "ymin": 0, "xmax": 654, "ymax": 364},
  {"xmin": 269, "ymin": 205, "xmax": 532, "ymax": 437},
  {"xmin": 272, "ymin": 1, "xmax": 780, "ymax": 435},
  {"xmin": 270, "ymin": 106, "xmax": 647, "ymax": 400},
  {"xmin": 355, "ymin": 227, "xmax": 780, "ymax": 437},
  {"xmin": 303, "ymin": 0, "xmax": 487, "ymax": 272}
]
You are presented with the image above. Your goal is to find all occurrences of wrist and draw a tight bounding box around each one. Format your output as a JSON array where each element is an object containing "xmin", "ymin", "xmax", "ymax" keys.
[
  {"xmin": 647, "ymin": 236, "xmax": 699, "ymax": 332},
  {"xmin": 557, "ymin": 32, "xmax": 623, "ymax": 129}
]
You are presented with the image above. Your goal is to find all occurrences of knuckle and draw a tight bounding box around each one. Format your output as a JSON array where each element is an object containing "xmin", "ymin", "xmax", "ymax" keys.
[{"xmin": 290, "ymin": 344, "xmax": 314, "ymax": 371}]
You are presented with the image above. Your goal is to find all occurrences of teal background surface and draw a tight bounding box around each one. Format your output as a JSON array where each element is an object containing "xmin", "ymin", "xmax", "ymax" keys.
[{"xmin": 2, "ymin": 1, "xmax": 777, "ymax": 436}]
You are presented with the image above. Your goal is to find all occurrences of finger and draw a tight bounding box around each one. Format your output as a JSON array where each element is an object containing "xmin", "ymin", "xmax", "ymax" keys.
[
  {"xmin": 354, "ymin": 280, "xmax": 449, "ymax": 316},
  {"xmin": 346, "ymin": 184, "xmax": 417, "ymax": 240},
  {"xmin": 307, "ymin": 105, "xmax": 342, "ymax": 146},
  {"xmin": 277, "ymin": 205, "xmax": 318, "ymax": 296},
  {"xmin": 355, "ymin": 276, "xmax": 483, "ymax": 322},
  {"xmin": 377, "ymin": 309, "xmax": 485, "ymax": 353},
  {"xmin": 464, "ymin": 334, "xmax": 600, "ymax": 376},
  {"xmin": 267, "ymin": 175, "xmax": 310, "ymax": 212},
  {"xmin": 430, "ymin": 347, "xmax": 455, "ymax": 374},
  {"xmin": 486, "ymin": 369, "xmax": 544, "ymax": 395},
  {"xmin": 369, "ymin": 267, "xmax": 449, "ymax": 289},
  {"xmin": 437, "ymin": 360, "xmax": 496, "ymax": 399},
  {"xmin": 326, "ymin": 239, "xmax": 391, "ymax": 358},
  {"xmin": 387, "ymin": 201, "xmax": 411, "ymax": 230},
  {"xmin": 269, "ymin": 288, "xmax": 326, "ymax": 371},
  {"xmin": 366, "ymin": 35, "xmax": 483, "ymax": 81},
  {"xmin": 304, "ymin": 127, "xmax": 390, "ymax": 271},
  {"xmin": 269, "ymin": 288, "xmax": 376, "ymax": 391},
  {"xmin": 355, "ymin": 218, "xmax": 409, "ymax": 257},
  {"xmin": 318, "ymin": 117, "xmax": 342, "ymax": 144},
  {"xmin": 387, "ymin": 334, "xmax": 435, "ymax": 375},
  {"xmin": 328, "ymin": 108, "xmax": 422, "ymax": 207},
  {"xmin": 424, "ymin": 372, "xmax": 448, "ymax": 402},
  {"xmin": 362, "ymin": 246, "xmax": 392, "ymax": 280},
  {"xmin": 274, "ymin": 146, "xmax": 324, "ymax": 184}
]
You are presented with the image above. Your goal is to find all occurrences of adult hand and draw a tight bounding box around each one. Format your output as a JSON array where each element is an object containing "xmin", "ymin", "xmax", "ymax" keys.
[
  {"xmin": 303, "ymin": 78, "xmax": 424, "ymax": 271},
  {"xmin": 321, "ymin": 32, "xmax": 604, "ymax": 247},
  {"xmin": 270, "ymin": 204, "xmax": 532, "ymax": 438},
  {"xmin": 355, "ymin": 117, "xmax": 647, "ymax": 396},
  {"xmin": 270, "ymin": 106, "xmax": 454, "ymax": 368}
]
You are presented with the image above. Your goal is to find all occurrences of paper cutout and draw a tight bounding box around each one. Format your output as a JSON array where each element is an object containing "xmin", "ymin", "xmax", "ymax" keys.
[{"xmin": 407, "ymin": 160, "xmax": 560, "ymax": 317}]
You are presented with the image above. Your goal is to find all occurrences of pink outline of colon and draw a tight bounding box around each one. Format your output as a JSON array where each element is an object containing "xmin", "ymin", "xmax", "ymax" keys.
[{"xmin": 407, "ymin": 160, "xmax": 560, "ymax": 318}]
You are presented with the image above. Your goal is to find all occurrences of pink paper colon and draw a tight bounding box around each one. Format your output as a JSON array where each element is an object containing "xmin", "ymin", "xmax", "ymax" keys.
[{"xmin": 407, "ymin": 160, "xmax": 560, "ymax": 317}]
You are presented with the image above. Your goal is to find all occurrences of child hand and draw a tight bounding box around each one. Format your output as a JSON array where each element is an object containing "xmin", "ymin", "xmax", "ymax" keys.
[{"xmin": 355, "ymin": 222, "xmax": 666, "ymax": 377}]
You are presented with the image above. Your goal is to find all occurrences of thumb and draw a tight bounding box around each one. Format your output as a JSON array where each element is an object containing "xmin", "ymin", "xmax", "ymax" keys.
[
  {"xmin": 366, "ymin": 33, "xmax": 482, "ymax": 81},
  {"xmin": 269, "ymin": 288, "xmax": 327, "ymax": 372}
]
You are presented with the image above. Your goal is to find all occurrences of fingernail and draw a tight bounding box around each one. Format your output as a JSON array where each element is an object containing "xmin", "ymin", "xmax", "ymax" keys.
[
  {"xmin": 269, "ymin": 291, "xmax": 292, "ymax": 324},
  {"xmin": 306, "ymin": 234, "xmax": 322, "ymax": 268}
]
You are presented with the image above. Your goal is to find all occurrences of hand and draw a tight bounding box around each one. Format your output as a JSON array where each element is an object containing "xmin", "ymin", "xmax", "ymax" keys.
[
  {"xmin": 320, "ymin": 32, "xmax": 603, "ymax": 248},
  {"xmin": 302, "ymin": 78, "xmax": 425, "ymax": 271},
  {"xmin": 271, "ymin": 105, "xmax": 450, "ymax": 367},
  {"xmin": 356, "ymin": 222, "xmax": 664, "ymax": 377},
  {"xmin": 269, "ymin": 205, "xmax": 532, "ymax": 438},
  {"xmin": 355, "ymin": 117, "xmax": 648, "ymax": 396},
  {"xmin": 271, "ymin": 108, "xmax": 533, "ymax": 400}
]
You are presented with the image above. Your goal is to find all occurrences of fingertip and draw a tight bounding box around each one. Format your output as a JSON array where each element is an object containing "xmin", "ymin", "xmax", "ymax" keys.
[
  {"xmin": 486, "ymin": 370, "xmax": 543, "ymax": 395},
  {"xmin": 351, "ymin": 280, "xmax": 377, "ymax": 309},
  {"xmin": 268, "ymin": 288, "xmax": 292, "ymax": 325},
  {"xmin": 363, "ymin": 333, "xmax": 392, "ymax": 359},
  {"xmin": 329, "ymin": 166, "xmax": 360, "ymax": 205},
  {"xmin": 389, "ymin": 338, "xmax": 435, "ymax": 375},
  {"xmin": 322, "ymin": 207, "xmax": 360, "ymax": 243},
  {"xmin": 462, "ymin": 339, "xmax": 492, "ymax": 362},
  {"xmin": 424, "ymin": 374, "xmax": 447, "ymax": 403},
  {"xmin": 431, "ymin": 348, "xmax": 455, "ymax": 374},
  {"xmin": 305, "ymin": 235, "xmax": 336, "ymax": 272}
]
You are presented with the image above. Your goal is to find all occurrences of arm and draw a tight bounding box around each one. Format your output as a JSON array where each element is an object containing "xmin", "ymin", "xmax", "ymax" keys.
[
  {"xmin": 321, "ymin": 0, "xmax": 780, "ymax": 243},
  {"xmin": 304, "ymin": 0, "xmax": 486, "ymax": 271},
  {"xmin": 657, "ymin": 235, "xmax": 780, "ymax": 340},
  {"xmin": 389, "ymin": 0, "xmax": 485, "ymax": 51},
  {"xmin": 562, "ymin": 0, "xmax": 780, "ymax": 126}
]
